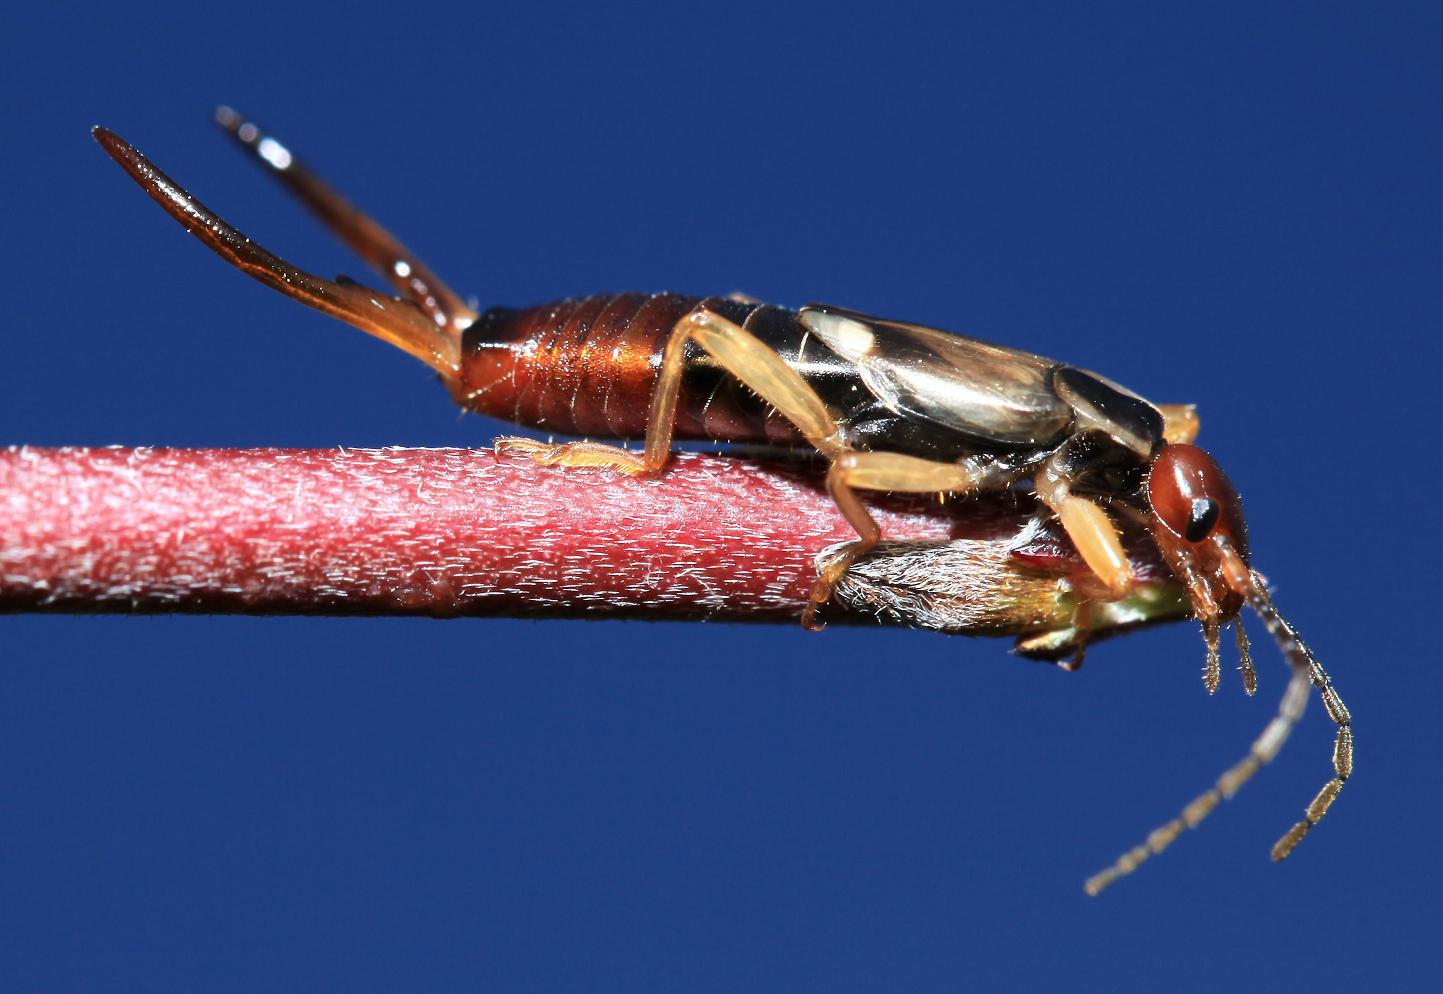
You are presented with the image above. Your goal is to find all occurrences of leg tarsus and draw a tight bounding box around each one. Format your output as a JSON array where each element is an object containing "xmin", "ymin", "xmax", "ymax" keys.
[
  {"xmin": 493, "ymin": 437, "xmax": 655, "ymax": 476},
  {"xmin": 1059, "ymin": 601, "xmax": 1095, "ymax": 672}
]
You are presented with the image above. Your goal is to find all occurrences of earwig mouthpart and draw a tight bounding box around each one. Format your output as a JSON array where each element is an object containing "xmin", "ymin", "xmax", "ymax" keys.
[
  {"xmin": 1083, "ymin": 572, "xmax": 1349, "ymax": 896},
  {"xmin": 1202, "ymin": 616, "xmax": 1222, "ymax": 695},
  {"xmin": 1235, "ymin": 621, "xmax": 1257, "ymax": 696},
  {"xmin": 1214, "ymin": 535, "xmax": 1253, "ymax": 595}
]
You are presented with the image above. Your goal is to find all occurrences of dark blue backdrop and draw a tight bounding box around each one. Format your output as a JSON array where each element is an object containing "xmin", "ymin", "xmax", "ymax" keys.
[{"xmin": 3, "ymin": 3, "xmax": 1438, "ymax": 991}]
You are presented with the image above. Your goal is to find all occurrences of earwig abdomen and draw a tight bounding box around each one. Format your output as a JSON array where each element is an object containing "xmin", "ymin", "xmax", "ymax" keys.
[{"xmin": 456, "ymin": 292, "xmax": 813, "ymax": 445}]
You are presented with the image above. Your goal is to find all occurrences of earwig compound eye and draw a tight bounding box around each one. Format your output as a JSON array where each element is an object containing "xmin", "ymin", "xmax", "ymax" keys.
[{"xmin": 1185, "ymin": 497, "xmax": 1221, "ymax": 542}]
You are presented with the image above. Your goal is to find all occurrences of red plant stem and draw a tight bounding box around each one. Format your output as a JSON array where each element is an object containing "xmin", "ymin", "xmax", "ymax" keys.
[{"xmin": 0, "ymin": 446, "xmax": 1080, "ymax": 623}]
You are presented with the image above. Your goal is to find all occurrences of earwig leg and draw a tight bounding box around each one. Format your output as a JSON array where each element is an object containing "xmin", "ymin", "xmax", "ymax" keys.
[
  {"xmin": 92, "ymin": 128, "xmax": 461, "ymax": 377},
  {"xmin": 1158, "ymin": 404, "xmax": 1201, "ymax": 445},
  {"xmin": 804, "ymin": 451, "xmax": 999, "ymax": 629},
  {"xmin": 1083, "ymin": 574, "xmax": 1351, "ymax": 895},
  {"xmin": 806, "ymin": 466, "xmax": 885, "ymax": 630},
  {"xmin": 1061, "ymin": 499, "xmax": 1132, "ymax": 598},
  {"xmin": 1031, "ymin": 441, "xmax": 1134, "ymax": 599},
  {"xmin": 1036, "ymin": 491, "xmax": 1134, "ymax": 599},
  {"xmin": 673, "ymin": 309, "xmax": 846, "ymax": 457},
  {"xmin": 214, "ymin": 107, "xmax": 477, "ymax": 331},
  {"xmin": 1058, "ymin": 601, "xmax": 1095, "ymax": 672},
  {"xmin": 492, "ymin": 437, "xmax": 653, "ymax": 476},
  {"xmin": 494, "ymin": 310, "xmax": 704, "ymax": 475}
]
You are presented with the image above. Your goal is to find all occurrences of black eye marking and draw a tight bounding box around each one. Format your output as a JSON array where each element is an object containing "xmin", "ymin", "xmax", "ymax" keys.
[{"xmin": 1185, "ymin": 498, "xmax": 1220, "ymax": 542}]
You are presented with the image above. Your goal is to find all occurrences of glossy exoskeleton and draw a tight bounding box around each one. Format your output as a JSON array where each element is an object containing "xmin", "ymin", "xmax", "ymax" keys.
[{"xmin": 93, "ymin": 112, "xmax": 1351, "ymax": 895}]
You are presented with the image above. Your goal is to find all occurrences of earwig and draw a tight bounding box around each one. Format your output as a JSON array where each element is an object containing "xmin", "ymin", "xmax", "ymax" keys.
[{"xmin": 92, "ymin": 112, "xmax": 1351, "ymax": 893}]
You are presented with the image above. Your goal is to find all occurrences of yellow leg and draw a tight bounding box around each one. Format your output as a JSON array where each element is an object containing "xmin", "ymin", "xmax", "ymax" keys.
[
  {"xmin": 1158, "ymin": 403, "xmax": 1200, "ymax": 445},
  {"xmin": 1057, "ymin": 600, "xmax": 1096, "ymax": 672},
  {"xmin": 1050, "ymin": 496, "xmax": 1134, "ymax": 599},
  {"xmin": 1033, "ymin": 444, "xmax": 1134, "ymax": 600},
  {"xmin": 491, "ymin": 437, "xmax": 656, "ymax": 475},
  {"xmin": 803, "ymin": 451, "xmax": 1003, "ymax": 628}
]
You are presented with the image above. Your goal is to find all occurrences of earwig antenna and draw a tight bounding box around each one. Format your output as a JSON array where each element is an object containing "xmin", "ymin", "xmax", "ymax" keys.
[
  {"xmin": 91, "ymin": 127, "xmax": 462, "ymax": 378},
  {"xmin": 1083, "ymin": 571, "xmax": 1349, "ymax": 895},
  {"xmin": 1247, "ymin": 575, "xmax": 1352, "ymax": 860}
]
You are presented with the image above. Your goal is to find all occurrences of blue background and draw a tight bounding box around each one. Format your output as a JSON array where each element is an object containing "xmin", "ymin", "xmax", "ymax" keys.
[{"xmin": 3, "ymin": 3, "xmax": 1438, "ymax": 991}]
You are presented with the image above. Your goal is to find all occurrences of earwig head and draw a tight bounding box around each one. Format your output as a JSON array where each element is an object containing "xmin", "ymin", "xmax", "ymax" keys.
[
  {"xmin": 1087, "ymin": 450, "xmax": 1352, "ymax": 895},
  {"xmin": 1145, "ymin": 443, "xmax": 1252, "ymax": 619}
]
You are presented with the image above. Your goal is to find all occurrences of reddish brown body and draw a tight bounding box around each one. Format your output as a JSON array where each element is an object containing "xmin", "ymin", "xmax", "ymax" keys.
[
  {"xmin": 455, "ymin": 292, "xmax": 808, "ymax": 444},
  {"xmin": 455, "ymin": 293, "xmax": 810, "ymax": 445}
]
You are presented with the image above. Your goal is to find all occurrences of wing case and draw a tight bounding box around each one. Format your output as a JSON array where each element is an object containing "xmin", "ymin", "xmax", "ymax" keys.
[{"xmin": 799, "ymin": 304, "xmax": 1074, "ymax": 447}]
